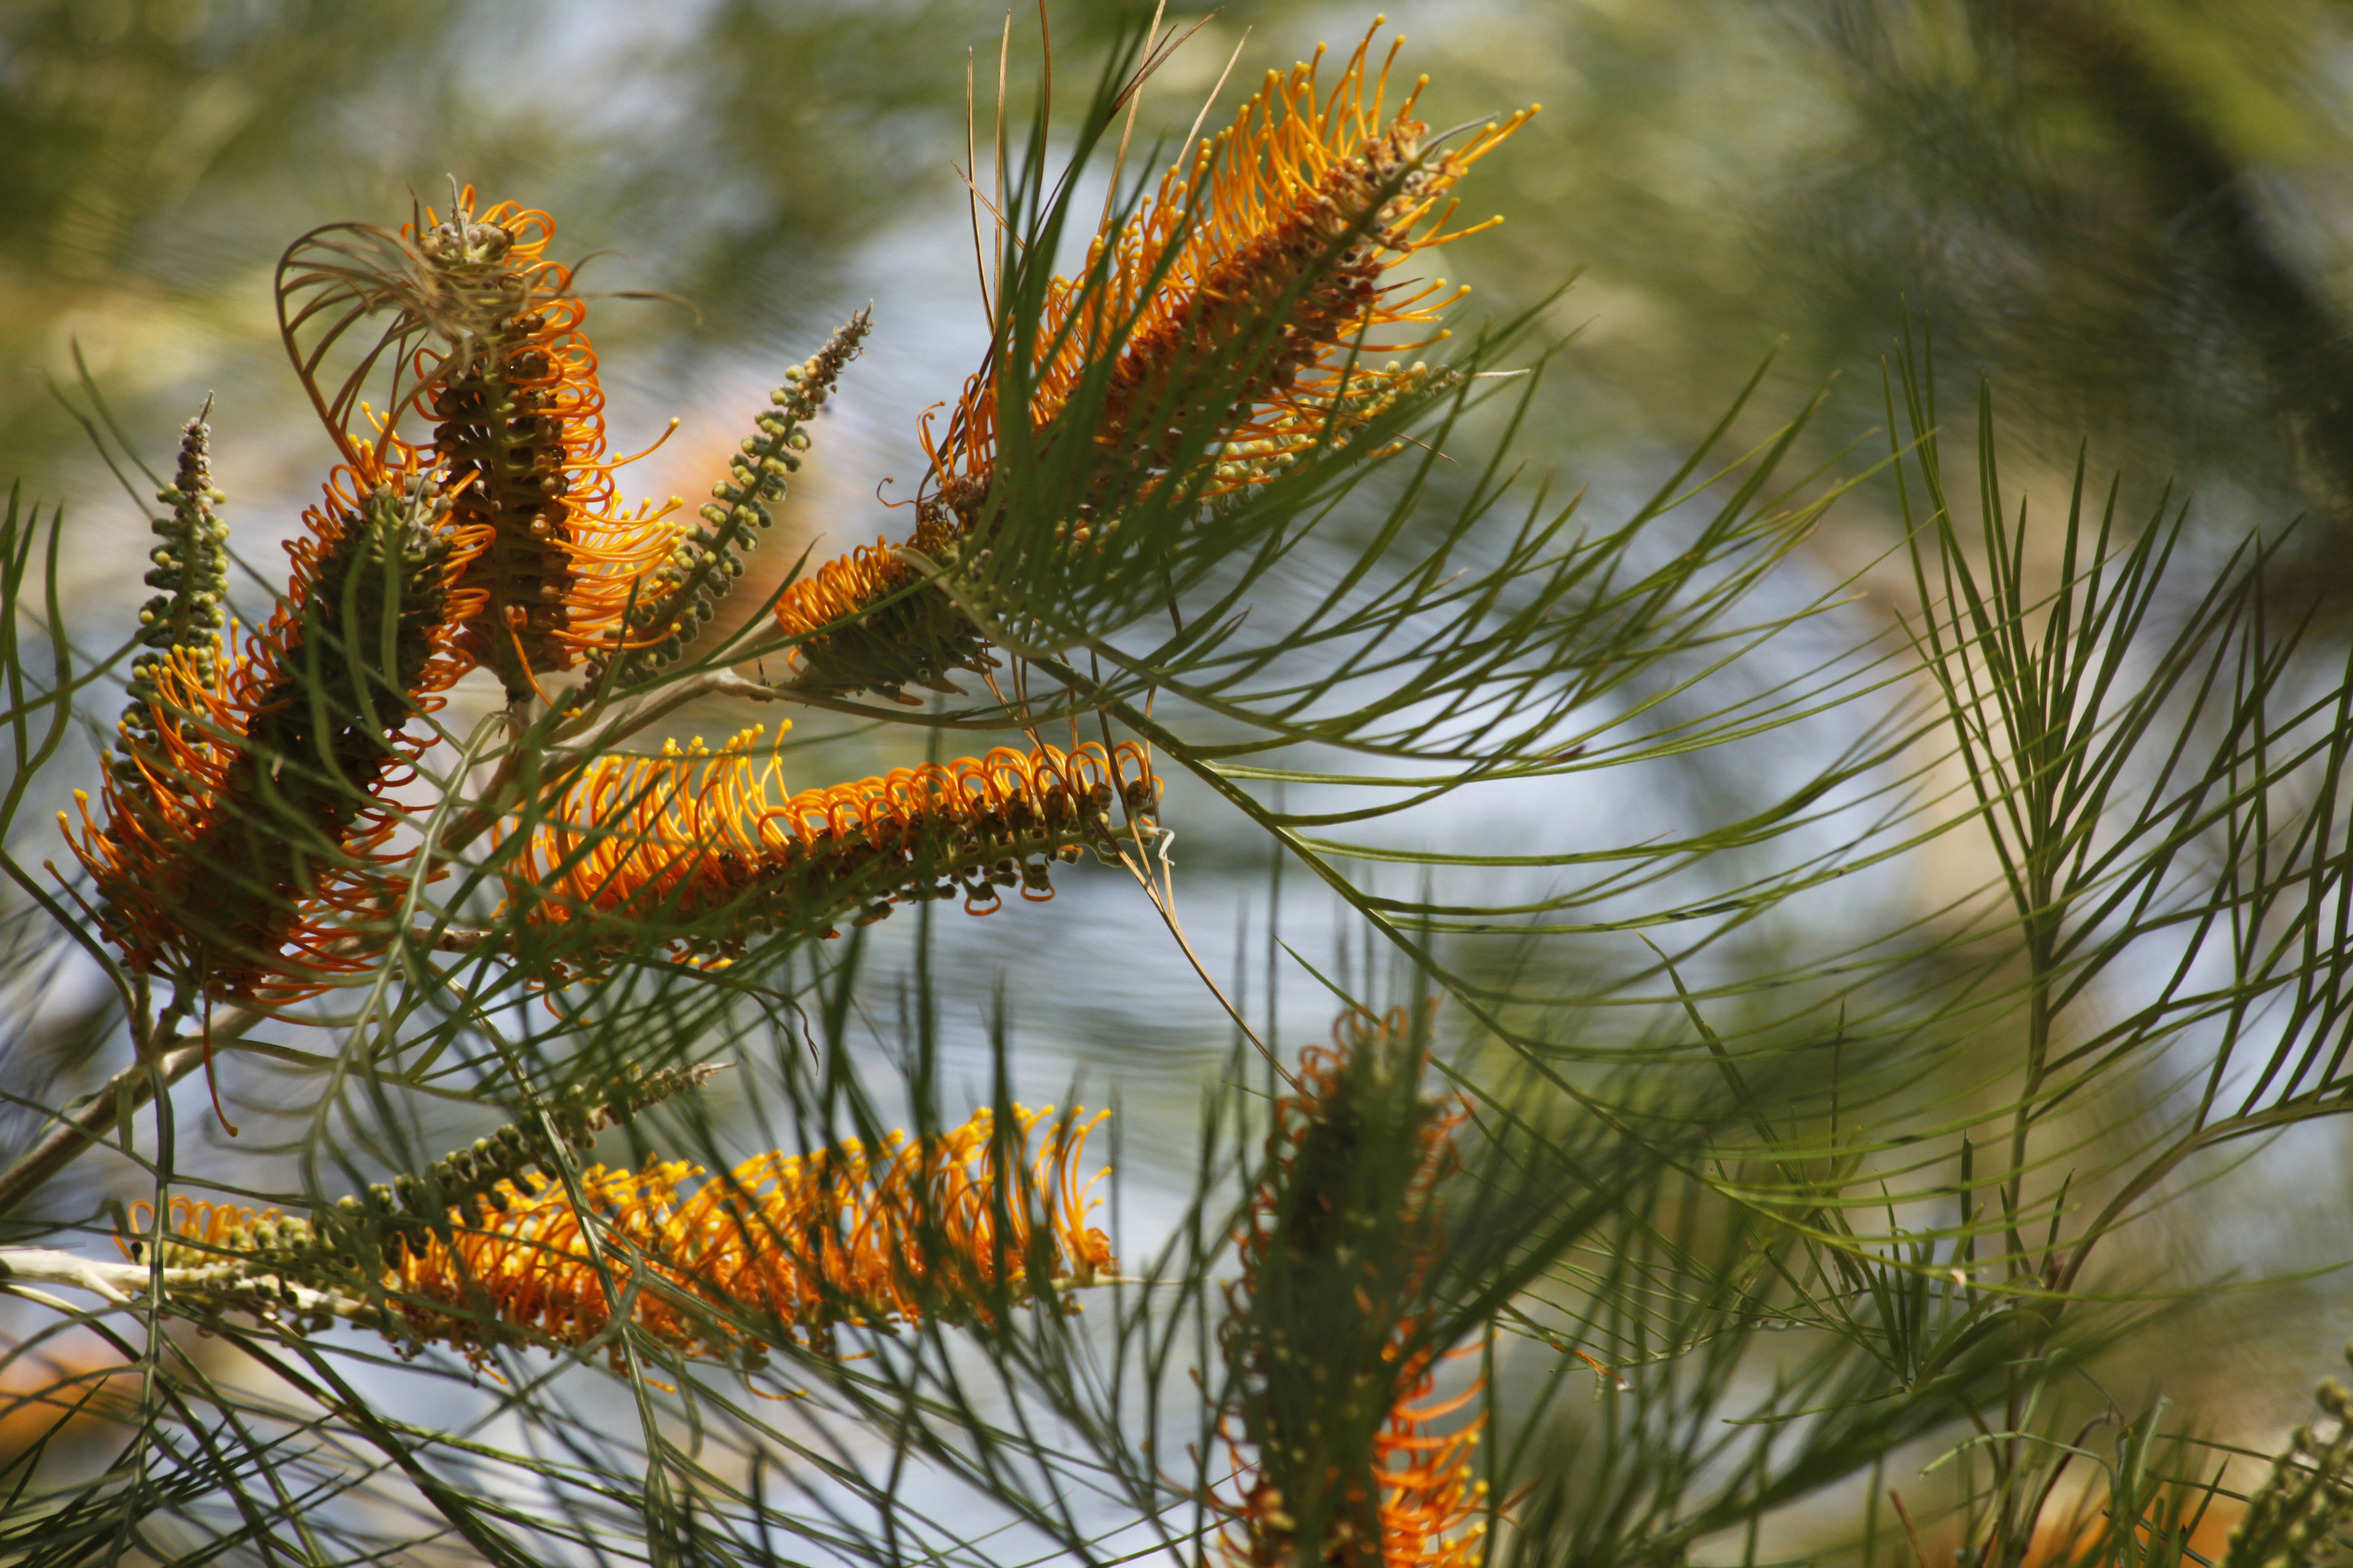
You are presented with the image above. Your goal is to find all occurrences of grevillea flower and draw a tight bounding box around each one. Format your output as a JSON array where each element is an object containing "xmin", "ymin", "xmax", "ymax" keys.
[
  {"xmin": 925, "ymin": 23, "xmax": 1535, "ymax": 534},
  {"xmin": 387, "ymin": 192, "xmax": 685, "ymax": 700},
  {"xmin": 67, "ymin": 452, "xmax": 482, "ymax": 1005},
  {"xmin": 130, "ymin": 1063, "xmax": 721, "ymax": 1271},
  {"xmin": 507, "ymin": 731, "xmax": 1160, "ymax": 965},
  {"xmin": 767, "ymin": 506, "xmax": 995, "ymax": 702},
  {"xmin": 1219, "ymin": 1010, "xmax": 1487, "ymax": 1568},
  {"xmin": 130, "ymin": 1104, "xmax": 1113, "ymax": 1372},
  {"xmin": 758, "ymin": 30, "xmax": 1528, "ymax": 699},
  {"xmin": 277, "ymin": 189, "xmax": 684, "ymax": 701}
]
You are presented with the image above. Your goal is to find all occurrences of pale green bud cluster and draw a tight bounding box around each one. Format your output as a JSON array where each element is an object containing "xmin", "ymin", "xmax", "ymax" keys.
[
  {"xmin": 115, "ymin": 409, "xmax": 231, "ymax": 780},
  {"xmin": 2226, "ymin": 1342, "xmax": 2353, "ymax": 1568},
  {"xmin": 342, "ymin": 1059, "xmax": 720, "ymax": 1264},
  {"xmin": 131, "ymin": 1062, "xmax": 721, "ymax": 1283},
  {"xmin": 590, "ymin": 308, "xmax": 873, "ymax": 691}
]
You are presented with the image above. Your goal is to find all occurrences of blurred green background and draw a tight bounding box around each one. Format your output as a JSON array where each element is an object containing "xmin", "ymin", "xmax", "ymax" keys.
[
  {"xmin": 13, "ymin": 0, "xmax": 2353, "ymax": 542},
  {"xmin": 9, "ymin": 0, "xmax": 2353, "ymax": 1545}
]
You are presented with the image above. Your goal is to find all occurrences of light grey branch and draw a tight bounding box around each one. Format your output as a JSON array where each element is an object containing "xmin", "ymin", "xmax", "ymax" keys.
[{"xmin": 0, "ymin": 1244, "xmax": 369, "ymax": 1322}]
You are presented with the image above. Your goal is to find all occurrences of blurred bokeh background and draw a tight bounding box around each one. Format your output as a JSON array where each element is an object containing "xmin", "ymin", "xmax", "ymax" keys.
[
  {"xmin": 18, "ymin": 0, "xmax": 2353, "ymax": 550},
  {"xmin": 8, "ymin": 0, "xmax": 2353, "ymax": 1550}
]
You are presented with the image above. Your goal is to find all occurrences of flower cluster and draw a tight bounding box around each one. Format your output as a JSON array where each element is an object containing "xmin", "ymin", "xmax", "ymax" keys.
[
  {"xmin": 152, "ymin": 1062, "xmax": 734, "ymax": 1276},
  {"xmin": 63, "ymin": 29, "xmax": 1520, "ymax": 1012},
  {"xmin": 63, "ymin": 194, "xmax": 1026, "ymax": 1002},
  {"xmin": 392, "ymin": 1101, "xmax": 1109, "ymax": 1368},
  {"xmin": 598, "ymin": 310, "xmax": 876, "ymax": 689},
  {"xmin": 1219, "ymin": 1010, "xmax": 1487, "ymax": 1568},
  {"xmin": 114, "ymin": 412, "xmax": 230, "ymax": 777},
  {"xmin": 780, "ymin": 20, "xmax": 1531, "ymax": 681},
  {"xmin": 126, "ymin": 1096, "xmax": 1112, "ymax": 1373},
  {"xmin": 509, "ymin": 731, "xmax": 1160, "ymax": 963},
  {"xmin": 69, "ymin": 454, "xmax": 477, "ymax": 1004},
  {"xmin": 923, "ymin": 22, "xmax": 1532, "ymax": 534},
  {"xmin": 768, "ymin": 507, "xmax": 993, "ymax": 702}
]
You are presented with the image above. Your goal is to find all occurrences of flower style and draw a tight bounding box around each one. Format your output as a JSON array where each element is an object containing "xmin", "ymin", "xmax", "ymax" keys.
[
  {"xmin": 926, "ymin": 22, "xmax": 1536, "ymax": 532},
  {"xmin": 68, "ymin": 452, "xmax": 480, "ymax": 1005},
  {"xmin": 130, "ymin": 1104, "xmax": 1113, "ymax": 1372},
  {"xmin": 1219, "ymin": 1010, "xmax": 1487, "ymax": 1568},
  {"xmin": 507, "ymin": 730, "xmax": 1160, "ymax": 965}
]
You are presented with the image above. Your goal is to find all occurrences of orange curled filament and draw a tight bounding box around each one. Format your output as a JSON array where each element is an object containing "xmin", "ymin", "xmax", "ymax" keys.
[
  {"xmin": 510, "ymin": 730, "xmax": 1161, "ymax": 965},
  {"xmin": 114, "ymin": 1108, "xmax": 1114, "ymax": 1372}
]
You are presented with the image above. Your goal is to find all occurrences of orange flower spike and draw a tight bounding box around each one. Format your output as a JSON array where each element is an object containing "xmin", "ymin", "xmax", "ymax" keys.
[
  {"xmin": 766, "ymin": 511, "xmax": 995, "ymax": 703},
  {"xmin": 933, "ymin": 20, "xmax": 1536, "ymax": 519},
  {"xmin": 367, "ymin": 1106, "xmax": 1111, "ymax": 1368},
  {"xmin": 1220, "ymin": 1008, "xmax": 1490, "ymax": 1568},
  {"xmin": 510, "ymin": 731, "xmax": 1161, "ymax": 968},
  {"xmin": 394, "ymin": 188, "xmax": 682, "ymax": 702},
  {"xmin": 67, "ymin": 454, "xmax": 482, "ymax": 1006}
]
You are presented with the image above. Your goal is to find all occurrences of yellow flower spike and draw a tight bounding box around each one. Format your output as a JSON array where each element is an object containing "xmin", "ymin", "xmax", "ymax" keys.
[
  {"xmin": 766, "ymin": 27, "xmax": 1531, "ymax": 704},
  {"xmin": 508, "ymin": 737, "xmax": 1162, "ymax": 970},
  {"xmin": 926, "ymin": 20, "xmax": 1537, "ymax": 527},
  {"xmin": 361, "ymin": 1105, "xmax": 1111, "ymax": 1370}
]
